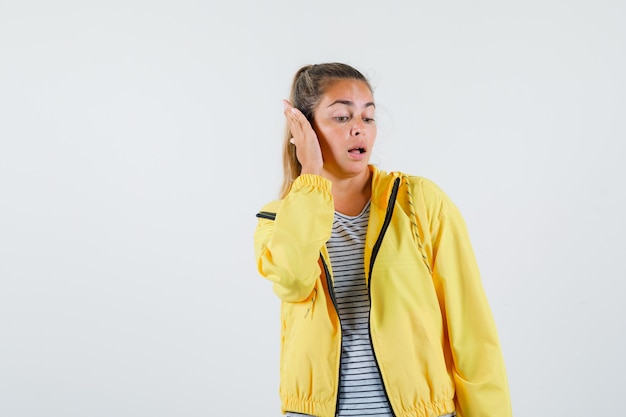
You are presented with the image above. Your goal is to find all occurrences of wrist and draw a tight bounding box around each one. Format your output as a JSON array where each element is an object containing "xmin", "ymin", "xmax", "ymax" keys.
[{"xmin": 300, "ymin": 166, "xmax": 323, "ymax": 176}]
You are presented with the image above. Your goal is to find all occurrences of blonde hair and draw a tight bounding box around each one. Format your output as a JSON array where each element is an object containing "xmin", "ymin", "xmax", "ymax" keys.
[{"xmin": 279, "ymin": 63, "xmax": 372, "ymax": 198}]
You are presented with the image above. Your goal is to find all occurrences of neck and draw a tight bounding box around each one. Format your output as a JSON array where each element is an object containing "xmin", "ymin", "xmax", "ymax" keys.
[{"xmin": 325, "ymin": 167, "xmax": 372, "ymax": 216}]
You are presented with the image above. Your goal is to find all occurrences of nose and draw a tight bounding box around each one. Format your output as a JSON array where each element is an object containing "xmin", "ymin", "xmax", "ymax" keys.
[{"xmin": 351, "ymin": 120, "xmax": 363, "ymax": 136}]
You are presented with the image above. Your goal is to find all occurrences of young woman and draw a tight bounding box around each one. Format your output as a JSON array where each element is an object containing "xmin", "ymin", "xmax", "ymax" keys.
[{"xmin": 254, "ymin": 63, "xmax": 512, "ymax": 417}]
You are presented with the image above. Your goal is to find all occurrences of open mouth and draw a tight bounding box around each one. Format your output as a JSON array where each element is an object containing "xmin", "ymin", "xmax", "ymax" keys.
[{"xmin": 349, "ymin": 147, "xmax": 366, "ymax": 154}]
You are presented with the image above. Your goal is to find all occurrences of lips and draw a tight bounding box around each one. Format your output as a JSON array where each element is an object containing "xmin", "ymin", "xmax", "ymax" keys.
[
  {"xmin": 348, "ymin": 147, "xmax": 366, "ymax": 154},
  {"xmin": 348, "ymin": 141, "xmax": 367, "ymax": 154},
  {"xmin": 347, "ymin": 143, "xmax": 368, "ymax": 160}
]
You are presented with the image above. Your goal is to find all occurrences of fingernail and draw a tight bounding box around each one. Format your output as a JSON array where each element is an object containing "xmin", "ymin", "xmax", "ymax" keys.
[
  {"xmin": 291, "ymin": 108, "xmax": 298, "ymax": 114},
  {"xmin": 282, "ymin": 100, "xmax": 288, "ymax": 111}
]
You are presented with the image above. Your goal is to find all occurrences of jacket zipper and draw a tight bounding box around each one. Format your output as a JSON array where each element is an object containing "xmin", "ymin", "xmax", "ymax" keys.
[
  {"xmin": 320, "ymin": 254, "xmax": 343, "ymax": 417},
  {"xmin": 367, "ymin": 177, "xmax": 400, "ymax": 416}
]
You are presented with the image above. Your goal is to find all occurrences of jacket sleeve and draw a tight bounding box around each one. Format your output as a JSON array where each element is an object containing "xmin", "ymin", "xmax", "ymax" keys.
[
  {"xmin": 423, "ymin": 181, "xmax": 512, "ymax": 417},
  {"xmin": 254, "ymin": 174, "xmax": 335, "ymax": 302}
]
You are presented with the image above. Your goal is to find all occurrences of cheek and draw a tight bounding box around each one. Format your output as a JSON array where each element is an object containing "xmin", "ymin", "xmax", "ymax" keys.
[
  {"xmin": 317, "ymin": 125, "xmax": 342, "ymax": 143},
  {"xmin": 315, "ymin": 131, "xmax": 333, "ymax": 154},
  {"xmin": 367, "ymin": 124, "xmax": 377, "ymax": 140}
]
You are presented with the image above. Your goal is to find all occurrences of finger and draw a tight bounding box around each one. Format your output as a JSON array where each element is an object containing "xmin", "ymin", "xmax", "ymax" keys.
[
  {"xmin": 283, "ymin": 103, "xmax": 301, "ymax": 126},
  {"xmin": 286, "ymin": 113, "xmax": 305, "ymax": 139},
  {"xmin": 290, "ymin": 107, "xmax": 313, "ymax": 132},
  {"xmin": 283, "ymin": 108, "xmax": 301, "ymax": 138},
  {"xmin": 286, "ymin": 113, "xmax": 302, "ymax": 134},
  {"xmin": 282, "ymin": 99, "xmax": 293, "ymax": 113},
  {"xmin": 283, "ymin": 102, "xmax": 315, "ymax": 146}
]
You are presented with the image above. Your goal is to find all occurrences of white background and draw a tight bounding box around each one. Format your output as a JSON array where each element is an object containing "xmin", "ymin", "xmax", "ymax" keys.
[{"xmin": 1, "ymin": 1, "xmax": 625, "ymax": 416}]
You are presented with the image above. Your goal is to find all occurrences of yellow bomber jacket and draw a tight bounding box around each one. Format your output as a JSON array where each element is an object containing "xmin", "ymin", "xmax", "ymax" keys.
[{"xmin": 254, "ymin": 166, "xmax": 512, "ymax": 417}]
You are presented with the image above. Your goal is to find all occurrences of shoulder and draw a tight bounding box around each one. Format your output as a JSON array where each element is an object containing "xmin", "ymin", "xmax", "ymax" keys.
[
  {"xmin": 403, "ymin": 175, "xmax": 441, "ymax": 192},
  {"xmin": 371, "ymin": 165, "xmax": 450, "ymax": 205},
  {"xmin": 371, "ymin": 165, "xmax": 445, "ymax": 197},
  {"xmin": 404, "ymin": 175, "xmax": 449, "ymax": 202},
  {"xmin": 386, "ymin": 170, "xmax": 457, "ymax": 221},
  {"xmin": 257, "ymin": 199, "xmax": 282, "ymax": 216},
  {"xmin": 257, "ymin": 174, "xmax": 333, "ymax": 216}
]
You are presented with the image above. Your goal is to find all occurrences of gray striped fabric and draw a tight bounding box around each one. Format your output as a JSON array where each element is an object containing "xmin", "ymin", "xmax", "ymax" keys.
[{"xmin": 327, "ymin": 202, "xmax": 393, "ymax": 416}]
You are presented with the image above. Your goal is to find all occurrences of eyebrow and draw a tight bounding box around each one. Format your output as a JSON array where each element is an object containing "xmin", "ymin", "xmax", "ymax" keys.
[{"xmin": 327, "ymin": 100, "xmax": 376, "ymax": 108}]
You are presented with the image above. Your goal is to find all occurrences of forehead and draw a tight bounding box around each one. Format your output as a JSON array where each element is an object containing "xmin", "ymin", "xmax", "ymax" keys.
[{"xmin": 321, "ymin": 79, "xmax": 374, "ymax": 103}]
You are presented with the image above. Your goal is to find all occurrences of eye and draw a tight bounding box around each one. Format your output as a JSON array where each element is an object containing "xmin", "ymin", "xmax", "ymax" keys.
[
  {"xmin": 333, "ymin": 116, "xmax": 350, "ymax": 122},
  {"xmin": 363, "ymin": 117, "xmax": 376, "ymax": 123}
]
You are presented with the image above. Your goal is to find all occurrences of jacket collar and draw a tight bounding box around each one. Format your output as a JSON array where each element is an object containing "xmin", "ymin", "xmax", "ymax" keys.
[{"xmin": 369, "ymin": 165, "xmax": 402, "ymax": 211}]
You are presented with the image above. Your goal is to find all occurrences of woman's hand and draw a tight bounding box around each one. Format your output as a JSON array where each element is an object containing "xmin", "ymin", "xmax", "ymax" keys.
[{"xmin": 283, "ymin": 100, "xmax": 323, "ymax": 176}]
